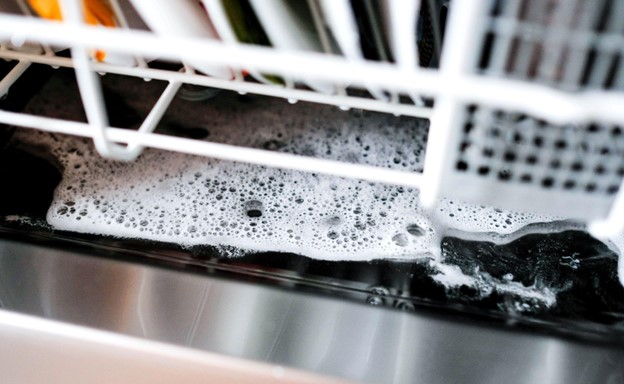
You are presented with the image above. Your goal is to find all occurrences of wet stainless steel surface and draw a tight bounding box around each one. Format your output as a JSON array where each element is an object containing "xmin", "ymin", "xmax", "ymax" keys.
[{"xmin": 1, "ymin": 238, "xmax": 623, "ymax": 384}]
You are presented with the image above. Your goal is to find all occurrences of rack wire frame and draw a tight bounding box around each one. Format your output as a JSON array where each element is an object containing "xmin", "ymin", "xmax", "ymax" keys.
[{"xmin": 1, "ymin": 0, "xmax": 624, "ymax": 238}]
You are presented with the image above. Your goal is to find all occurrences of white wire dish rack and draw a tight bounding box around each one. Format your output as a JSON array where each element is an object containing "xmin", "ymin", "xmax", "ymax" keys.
[{"xmin": 1, "ymin": 0, "xmax": 624, "ymax": 238}]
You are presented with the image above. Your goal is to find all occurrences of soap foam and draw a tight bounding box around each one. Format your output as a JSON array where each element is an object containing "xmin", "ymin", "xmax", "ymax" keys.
[
  {"xmin": 11, "ymin": 94, "xmax": 579, "ymax": 307},
  {"xmin": 432, "ymin": 263, "xmax": 557, "ymax": 310},
  {"xmin": 604, "ymin": 236, "xmax": 624, "ymax": 288},
  {"xmin": 23, "ymin": 131, "xmax": 437, "ymax": 260},
  {"xmin": 13, "ymin": 102, "xmax": 557, "ymax": 261}
]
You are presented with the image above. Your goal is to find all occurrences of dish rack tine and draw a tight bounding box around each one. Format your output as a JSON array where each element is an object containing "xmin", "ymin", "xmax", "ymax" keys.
[
  {"xmin": 0, "ymin": 61, "xmax": 31, "ymax": 98},
  {"xmin": 387, "ymin": 0, "xmax": 425, "ymax": 106},
  {"xmin": 122, "ymin": 80, "xmax": 182, "ymax": 160},
  {"xmin": 420, "ymin": 0, "xmax": 489, "ymax": 208},
  {"xmin": 59, "ymin": 0, "xmax": 124, "ymax": 160},
  {"xmin": 15, "ymin": 0, "xmax": 56, "ymax": 56},
  {"xmin": 108, "ymin": 0, "xmax": 147, "ymax": 69},
  {"xmin": 59, "ymin": 0, "xmax": 151, "ymax": 161}
]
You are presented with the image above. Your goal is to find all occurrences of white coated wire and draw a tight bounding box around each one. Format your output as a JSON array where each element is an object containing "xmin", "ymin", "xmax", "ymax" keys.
[
  {"xmin": 0, "ymin": 109, "xmax": 426, "ymax": 188},
  {"xmin": 1, "ymin": 16, "xmax": 623, "ymax": 124}
]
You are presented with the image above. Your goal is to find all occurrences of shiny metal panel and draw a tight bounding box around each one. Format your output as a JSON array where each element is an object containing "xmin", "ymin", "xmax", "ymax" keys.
[
  {"xmin": 0, "ymin": 310, "xmax": 349, "ymax": 384},
  {"xmin": 1, "ymin": 239, "xmax": 623, "ymax": 384}
]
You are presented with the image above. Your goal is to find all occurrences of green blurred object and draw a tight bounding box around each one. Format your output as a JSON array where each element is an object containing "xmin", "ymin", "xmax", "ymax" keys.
[{"xmin": 222, "ymin": 0, "xmax": 283, "ymax": 84}]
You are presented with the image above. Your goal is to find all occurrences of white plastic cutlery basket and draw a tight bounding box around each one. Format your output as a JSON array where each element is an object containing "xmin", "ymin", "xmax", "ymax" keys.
[{"xmin": 1, "ymin": 0, "xmax": 624, "ymax": 237}]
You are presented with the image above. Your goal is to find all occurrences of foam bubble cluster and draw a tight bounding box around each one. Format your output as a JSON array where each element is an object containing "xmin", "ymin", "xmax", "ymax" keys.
[
  {"xmin": 436, "ymin": 198, "xmax": 554, "ymax": 234},
  {"xmin": 44, "ymin": 149, "xmax": 435, "ymax": 260},
  {"xmin": 13, "ymin": 92, "xmax": 562, "ymax": 262}
]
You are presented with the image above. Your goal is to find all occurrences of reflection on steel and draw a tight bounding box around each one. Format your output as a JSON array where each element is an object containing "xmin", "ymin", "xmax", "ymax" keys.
[{"xmin": 0, "ymin": 239, "xmax": 623, "ymax": 383}]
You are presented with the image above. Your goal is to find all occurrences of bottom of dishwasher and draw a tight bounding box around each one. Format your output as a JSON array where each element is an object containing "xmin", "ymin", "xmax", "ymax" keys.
[{"xmin": 1, "ymin": 234, "xmax": 624, "ymax": 384}]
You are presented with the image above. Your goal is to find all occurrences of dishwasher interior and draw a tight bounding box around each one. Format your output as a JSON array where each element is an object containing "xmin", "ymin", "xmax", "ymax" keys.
[{"xmin": 2, "ymin": 1, "xmax": 624, "ymax": 383}]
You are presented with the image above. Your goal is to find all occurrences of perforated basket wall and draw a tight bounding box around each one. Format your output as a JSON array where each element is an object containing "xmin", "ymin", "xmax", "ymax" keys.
[
  {"xmin": 436, "ymin": 0, "xmax": 624, "ymax": 221},
  {"xmin": 478, "ymin": 0, "xmax": 624, "ymax": 91},
  {"xmin": 442, "ymin": 105, "xmax": 624, "ymax": 219}
]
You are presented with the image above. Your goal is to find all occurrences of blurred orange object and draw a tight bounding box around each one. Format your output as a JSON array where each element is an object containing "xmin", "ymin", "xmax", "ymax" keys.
[{"xmin": 27, "ymin": 0, "xmax": 117, "ymax": 61}]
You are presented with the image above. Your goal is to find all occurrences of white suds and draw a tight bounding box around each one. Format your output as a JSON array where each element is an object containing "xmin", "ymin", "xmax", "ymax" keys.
[
  {"xmin": 432, "ymin": 263, "xmax": 557, "ymax": 311},
  {"xmin": 431, "ymin": 264, "xmax": 476, "ymax": 287},
  {"xmin": 11, "ymin": 94, "xmax": 574, "ymax": 305},
  {"xmin": 605, "ymin": 236, "xmax": 624, "ymax": 288}
]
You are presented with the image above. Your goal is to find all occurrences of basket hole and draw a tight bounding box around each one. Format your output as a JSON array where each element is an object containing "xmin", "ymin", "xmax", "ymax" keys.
[
  {"xmin": 604, "ymin": 54, "xmax": 620, "ymax": 89},
  {"xmin": 478, "ymin": 166, "xmax": 490, "ymax": 175},
  {"xmin": 503, "ymin": 151, "xmax": 517, "ymax": 162},
  {"xmin": 586, "ymin": 183, "xmax": 597, "ymax": 192},
  {"xmin": 520, "ymin": 174, "xmax": 532, "ymax": 183},
  {"xmin": 526, "ymin": 155, "xmax": 538, "ymax": 165},
  {"xmin": 607, "ymin": 185, "xmax": 619, "ymax": 195},
  {"xmin": 587, "ymin": 124, "xmax": 600, "ymax": 133},
  {"xmin": 563, "ymin": 180, "xmax": 576, "ymax": 190},
  {"xmin": 498, "ymin": 170, "xmax": 512, "ymax": 181},
  {"xmin": 595, "ymin": 165, "xmax": 606, "ymax": 174},
  {"xmin": 456, "ymin": 161, "xmax": 468, "ymax": 171},
  {"xmin": 541, "ymin": 177, "xmax": 554, "ymax": 188},
  {"xmin": 533, "ymin": 136, "xmax": 544, "ymax": 147},
  {"xmin": 571, "ymin": 162, "xmax": 584, "ymax": 172},
  {"xmin": 482, "ymin": 148, "xmax": 495, "ymax": 158},
  {"xmin": 512, "ymin": 114, "xmax": 526, "ymax": 123},
  {"xmin": 554, "ymin": 140, "xmax": 567, "ymax": 150},
  {"xmin": 550, "ymin": 159, "xmax": 561, "ymax": 169}
]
